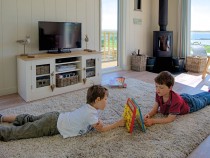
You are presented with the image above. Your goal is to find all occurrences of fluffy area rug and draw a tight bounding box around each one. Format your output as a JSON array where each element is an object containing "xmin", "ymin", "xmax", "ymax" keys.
[{"xmin": 1, "ymin": 78, "xmax": 210, "ymax": 158}]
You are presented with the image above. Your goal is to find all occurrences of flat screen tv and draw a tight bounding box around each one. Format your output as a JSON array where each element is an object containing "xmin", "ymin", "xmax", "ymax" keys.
[{"xmin": 38, "ymin": 21, "xmax": 82, "ymax": 53}]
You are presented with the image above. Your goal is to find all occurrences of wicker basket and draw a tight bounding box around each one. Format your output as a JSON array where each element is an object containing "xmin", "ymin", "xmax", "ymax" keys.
[
  {"xmin": 56, "ymin": 75, "xmax": 79, "ymax": 87},
  {"xmin": 36, "ymin": 65, "xmax": 50, "ymax": 75},
  {"xmin": 131, "ymin": 55, "xmax": 146, "ymax": 72},
  {"xmin": 186, "ymin": 56, "xmax": 207, "ymax": 73},
  {"xmin": 86, "ymin": 59, "xmax": 95, "ymax": 67}
]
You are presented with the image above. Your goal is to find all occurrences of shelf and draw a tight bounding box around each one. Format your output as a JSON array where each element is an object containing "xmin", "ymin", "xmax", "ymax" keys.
[
  {"xmin": 55, "ymin": 60, "xmax": 81, "ymax": 65},
  {"xmin": 55, "ymin": 68, "xmax": 81, "ymax": 74},
  {"xmin": 86, "ymin": 66, "xmax": 95, "ymax": 69},
  {"xmin": 55, "ymin": 57, "xmax": 81, "ymax": 64},
  {"xmin": 36, "ymin": 74, "xmax": 50, "ymax": 77}
]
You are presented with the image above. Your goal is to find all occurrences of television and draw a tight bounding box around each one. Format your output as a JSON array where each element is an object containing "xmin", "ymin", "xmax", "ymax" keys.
[{"xmin": 38, "ymin": 21, "xmax": 82, "ymax": 53}]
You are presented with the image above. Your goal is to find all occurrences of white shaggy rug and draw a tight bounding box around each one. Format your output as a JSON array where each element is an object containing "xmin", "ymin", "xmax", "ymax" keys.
[{"xmin": 1, "ymin": 78, "xmax": 210, "ymax": 158}]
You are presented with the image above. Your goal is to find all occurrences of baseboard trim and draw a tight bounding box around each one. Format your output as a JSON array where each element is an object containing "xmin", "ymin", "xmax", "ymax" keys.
[{"xmin": 0, "ymin": 87, "xmax": 17, "ymax": 96}]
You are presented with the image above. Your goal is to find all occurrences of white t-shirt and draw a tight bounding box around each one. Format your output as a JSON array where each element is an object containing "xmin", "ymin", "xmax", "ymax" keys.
[{"xmin": 57, "ymin": 104, "xmax": 99, "ymax": 138}]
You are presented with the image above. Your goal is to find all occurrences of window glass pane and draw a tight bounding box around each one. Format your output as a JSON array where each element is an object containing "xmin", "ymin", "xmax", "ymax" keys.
[{"xmin": 191, "ymin": 0, "xmax": 210, "ymax": 55}]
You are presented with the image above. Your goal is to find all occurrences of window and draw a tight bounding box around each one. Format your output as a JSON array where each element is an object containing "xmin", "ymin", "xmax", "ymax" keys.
[
  {"xmin": 191, "ymin": 0, "xmax": 210, "ymax": 55},
  {"xmin": 134, "ymin": 0, "xmax": 142, "ymax": 11}
]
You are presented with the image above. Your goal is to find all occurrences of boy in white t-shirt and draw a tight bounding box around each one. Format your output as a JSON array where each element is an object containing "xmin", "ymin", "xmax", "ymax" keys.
[{"xmin": 0, "ymin": 85, "xmax": 125, "ymax": 141}]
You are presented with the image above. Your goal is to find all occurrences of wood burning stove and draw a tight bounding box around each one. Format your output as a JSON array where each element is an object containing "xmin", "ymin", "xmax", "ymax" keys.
[
  {"xmin": 153, "ymin": 31, "xmax": 173, "ymax": 57},
  {"xmin": 152, "ymin": 0, "xmax": 174, "ymax": 72}
]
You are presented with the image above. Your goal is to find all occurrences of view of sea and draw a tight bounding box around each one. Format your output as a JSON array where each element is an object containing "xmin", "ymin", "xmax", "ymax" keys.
[
  {"xmin": 191, "ymin": 40, "xmax": 210, "ymax": 45},
  {"xmin": 191, "ymin": 31, "xmax": 210, "ymax": 45}
]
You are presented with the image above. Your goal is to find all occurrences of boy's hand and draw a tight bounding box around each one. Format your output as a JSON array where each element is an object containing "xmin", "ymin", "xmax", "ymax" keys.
[
  {"xmin": 117, "ymin": 118, "xmax": 125, "ymax": 127},
  {"xmin": 144, "ymin": 114, "xmax": 150, "ymax": 120},
  {"xmin": 93, "ymin": 118, "xmax": 125, "ymax": 132},
  {"xmin": 94, "ymin": 120, "xmax": 103, "ymax": 131},
  {"xmin": 144, "ymin": 118, "xmax": 153, "ymax": 127}
]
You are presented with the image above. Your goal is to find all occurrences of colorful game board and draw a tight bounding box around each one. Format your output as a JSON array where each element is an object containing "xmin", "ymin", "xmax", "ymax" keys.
[
  {"xmin": 123, "ymin": 98, "xmax": 146, "ymax": 133},
  {"xmin": 132, "ymin": 98, "xmax": 146, "ymax": 132}
]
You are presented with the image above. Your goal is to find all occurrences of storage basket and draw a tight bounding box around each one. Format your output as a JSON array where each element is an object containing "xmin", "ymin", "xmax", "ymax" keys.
[
  {"xmin": 186, "ymin": 56, "xmax": 207, "ymax": 73},
  {"xmin": 131, "ymin": 55, "xmax": 146, "ymax": 72},
  {"xmin": 86, "ymin": 59, "xmax": 95, "ymax": 67},
  {"xmin": 56, "ymin": 75, "xmax": 79, "ymax": 87},
  {"xmin": 36, "ymin": 65, "xmax": 50, "ymax": 75}
]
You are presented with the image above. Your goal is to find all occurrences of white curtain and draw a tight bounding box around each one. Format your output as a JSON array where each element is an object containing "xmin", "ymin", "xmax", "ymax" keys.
[{"xmin": 177, "ymin": 0, "xmax": 191, "ymax": 58}]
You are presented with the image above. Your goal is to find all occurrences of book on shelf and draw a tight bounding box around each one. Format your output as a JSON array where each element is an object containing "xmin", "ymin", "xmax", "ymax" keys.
[
  {"xmin": 122, "ymin": 98, "xmax": 146, "ymax": 133},
  {"xmin": 109, "ymin": 77, "xmax": 127, "ymax": 88}
]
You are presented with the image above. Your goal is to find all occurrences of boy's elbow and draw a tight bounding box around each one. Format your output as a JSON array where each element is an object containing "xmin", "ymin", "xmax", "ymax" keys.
[
  {"xmin": 97, "ymin": 128, "xmax": 107, "ymax": 132},
  {"xmin": 100, "ymin": 129, "xmax": 107, "ymax": 132},
  {"xmin": 171, "ymin": 117, "xmax": 176, "ymax": 122},
  {"xmin": 95, "ymin": 126, "xmax": 107, "ymax": 132},
  {"xmin": 167, "ymin": 115, "xmax": 176, "ymax": 123},
  {"xmin": 97, "ymin": 125, "xmax": 114, "ymax": 132}
]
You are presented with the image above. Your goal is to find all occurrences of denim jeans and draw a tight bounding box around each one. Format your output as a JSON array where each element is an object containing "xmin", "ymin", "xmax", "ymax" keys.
[
  {"xmin": 180, "ymin": 92, "xmax": 210, "ymax": 113},
  {"xmin": 0, "ymin": 111, "xmax": 60, "ymax": 141}
]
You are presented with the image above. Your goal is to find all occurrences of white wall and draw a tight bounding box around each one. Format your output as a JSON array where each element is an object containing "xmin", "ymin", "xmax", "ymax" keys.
[
  {"xmin": 0, "ymin": 0, "xmax": 99, "ymax": 96},
  {"xmin": 0, "ymin": 0, "xmax": 178, "ymax": 96},
  {"xmin": 128, "ymin": 0, "xmax": 153, "ymax": 56},
  {"xmin": 122, "ymin": 0, "xmax": 153, "ymax": 70}
]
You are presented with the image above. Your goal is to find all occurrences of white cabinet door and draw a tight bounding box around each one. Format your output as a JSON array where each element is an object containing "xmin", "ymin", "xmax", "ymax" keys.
[
  {"xmin": 31, "ymin": 59, "xmax": 55, "ymax": 101},
  {"xmin": 82, "ymin": 54, "xmax": 102, "ymax": 85}
]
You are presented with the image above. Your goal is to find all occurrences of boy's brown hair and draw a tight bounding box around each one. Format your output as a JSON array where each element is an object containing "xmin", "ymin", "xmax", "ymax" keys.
[
  {"xmin": 154, "ymin": 71, "xmax": 174, "ymax": 88},
  {"xmin": 86, "ymin": 85, "xmax": 108, "ymax": 104}
]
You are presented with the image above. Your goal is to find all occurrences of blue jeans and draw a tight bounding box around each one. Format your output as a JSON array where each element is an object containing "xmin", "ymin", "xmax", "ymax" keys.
[{"xmin": 180, "ymin": 92, "xmax": 210, "ymax": 113}]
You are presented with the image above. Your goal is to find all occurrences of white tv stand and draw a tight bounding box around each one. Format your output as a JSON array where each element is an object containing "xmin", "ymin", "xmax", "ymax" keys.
[{"xmin": 17, "ymin": 51, "xmax": 102, "ymax": 102}]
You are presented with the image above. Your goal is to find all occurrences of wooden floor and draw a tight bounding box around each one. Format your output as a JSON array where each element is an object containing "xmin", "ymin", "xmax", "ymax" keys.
[{"xmin": 0, "ymin": 70, "xmax": 210, "ymax": 157}]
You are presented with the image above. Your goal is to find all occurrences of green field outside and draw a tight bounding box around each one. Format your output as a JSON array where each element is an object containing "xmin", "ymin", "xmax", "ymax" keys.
[
  {"xmin": 204, "ymin": 45, "xmax": 210, "ymax": 54},
  {"xmin": 191, "ymin": 44, "xmax": 210, "ymax": 55}
]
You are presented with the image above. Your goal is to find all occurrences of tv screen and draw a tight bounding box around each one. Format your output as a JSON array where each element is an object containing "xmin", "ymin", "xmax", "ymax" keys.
[{"xmin": 38, "ymin": 21, "xmax": 82, "ymax": 53}]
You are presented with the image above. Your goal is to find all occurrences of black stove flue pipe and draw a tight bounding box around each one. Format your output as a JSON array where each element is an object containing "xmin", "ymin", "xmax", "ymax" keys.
[{"xmin": 159, "ymin": 0, "xmax": 168, "ymax": 31}]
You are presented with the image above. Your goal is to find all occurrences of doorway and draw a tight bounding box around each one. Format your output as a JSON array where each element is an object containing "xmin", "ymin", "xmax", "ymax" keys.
[{"xmin": 100, "ymin": 0, "xmax": 118, "ymax": 69}]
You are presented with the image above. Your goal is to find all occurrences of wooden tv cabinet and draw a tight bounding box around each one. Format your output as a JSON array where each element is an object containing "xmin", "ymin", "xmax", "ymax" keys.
[{"xmin": 17, "ymin": 51, "xmax": 102, "ymax": 102}]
